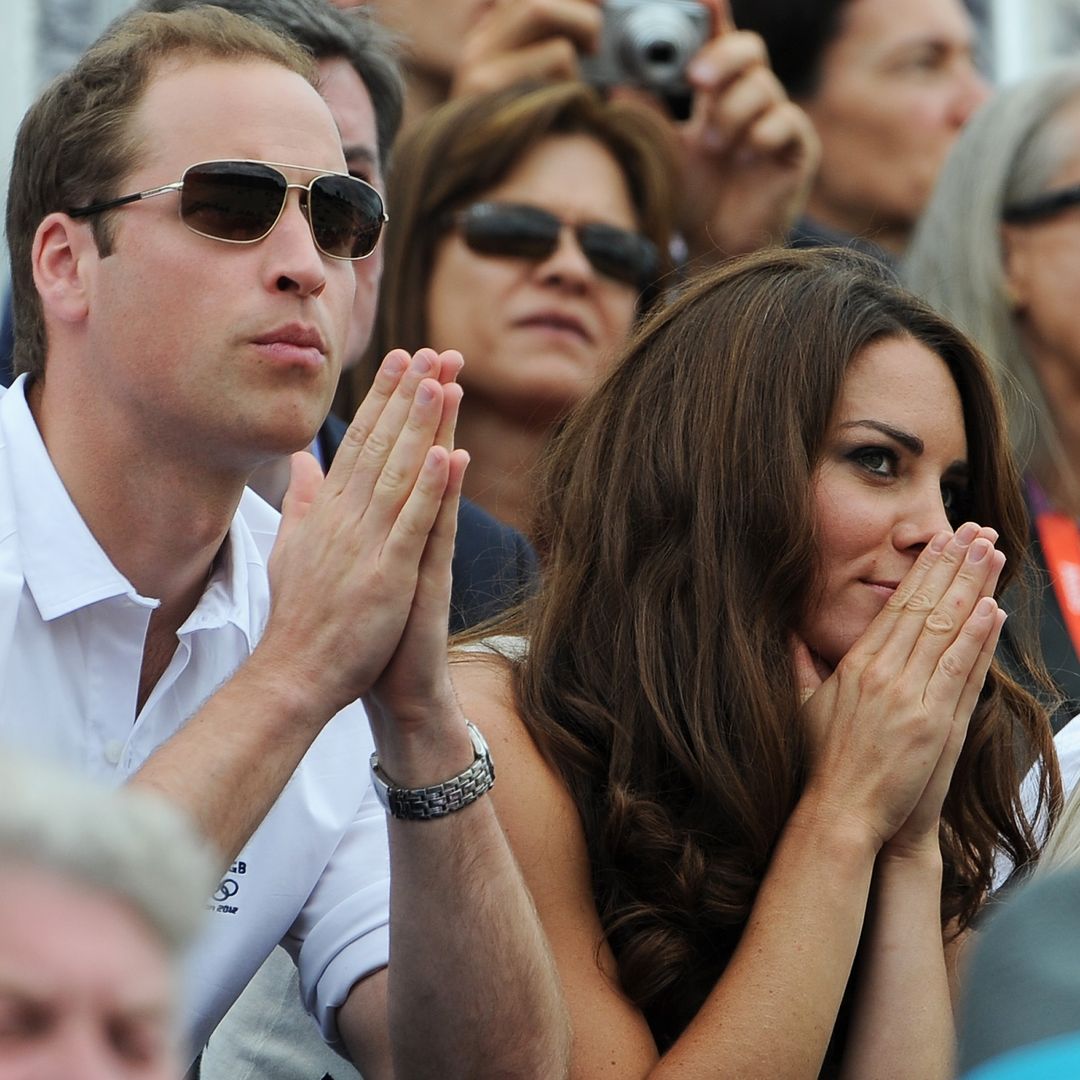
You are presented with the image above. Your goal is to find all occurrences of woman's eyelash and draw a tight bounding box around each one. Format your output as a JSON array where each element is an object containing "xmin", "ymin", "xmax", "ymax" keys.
[{"xmin": 846, "ymin": 446, "xmax": 898, "ymax": 476}]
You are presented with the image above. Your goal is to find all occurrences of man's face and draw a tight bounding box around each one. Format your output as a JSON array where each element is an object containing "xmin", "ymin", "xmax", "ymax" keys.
[
  {"xmin": 800, "ymin": 0, "xmax": 989, "ymax": 253},
  {"xmin": 77, "ymin": 58, "xmax": 358, "ymax": 471},
  {"xmin": 0, "ymin": 865, "xmax": 177, "ymax": 1080},
  {"xmin": 317, "ymin": 55, "xmax": 383, "ymax": 369}
]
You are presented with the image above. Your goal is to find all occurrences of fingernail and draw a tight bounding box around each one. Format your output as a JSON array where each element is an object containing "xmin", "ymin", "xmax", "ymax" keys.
[
  {"xmin": 931, "ymin": 532, "xmax": 951, "ymax": 553},
  {"xmin": 410, "ymin": 351, "xmax": 433, "ymax": 374},
  {"xmin": 417, "ymin": 382, "xmax": 435, "ymax": 404},
  {"xmin": 969, "ymin": 539, "xmax": 990, "ymax": 563},
  {"xmin": 383, "ymin": 352, "xmax": 407, "ymax": 377},
  {"xmin": 955, "ymin": 522, "xmax": 979, "ymax": 546}
]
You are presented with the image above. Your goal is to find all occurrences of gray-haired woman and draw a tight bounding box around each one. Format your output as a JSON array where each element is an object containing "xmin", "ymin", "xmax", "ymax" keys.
[{"xmin": 905, "ymin": 61, "xmax": 1080, "ymax": 731}]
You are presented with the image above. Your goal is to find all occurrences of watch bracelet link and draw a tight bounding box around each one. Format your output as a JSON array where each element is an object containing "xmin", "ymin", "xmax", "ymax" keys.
[{"xmin": 369, "ymin": 720, "xmax": 495, "ymax": 820}]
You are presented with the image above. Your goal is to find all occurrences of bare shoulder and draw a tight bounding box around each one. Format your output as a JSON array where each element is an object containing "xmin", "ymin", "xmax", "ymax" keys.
[
  {"xmin": 450, "ymin": 650, "xmax": 578, "ymax": 858},
  {"xmin": 450, "ymin": 649, "xmax": 659, "ymax": 1076}
]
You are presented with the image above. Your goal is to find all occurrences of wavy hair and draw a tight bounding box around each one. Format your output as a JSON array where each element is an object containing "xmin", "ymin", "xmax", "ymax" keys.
[{"xmin": 500, "ymin": 247, "xmax": 1059, "ymax": 1049}]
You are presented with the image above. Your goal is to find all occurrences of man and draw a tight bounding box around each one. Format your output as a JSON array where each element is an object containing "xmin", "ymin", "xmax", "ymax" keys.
[
  {"xmin": 731, "ymin": 0, "xmax": 990, "ymax": 262},
  {"xmin": 0, "ymin": 755, "xmax": 215, "ymax": 1079},
  {"xmin": 1, "ymin": 7, "xmax": 567, "ymax": 1077}
]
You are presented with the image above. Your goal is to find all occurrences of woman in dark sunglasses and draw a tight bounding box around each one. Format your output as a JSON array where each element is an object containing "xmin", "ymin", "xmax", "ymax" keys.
[
  {"xmin": 362, "ymin": 81, "xmax": 678, "ymax": 534},
  {"xmin": 450, "ymin": 247, "xmax": 1060, "ymax": 1077},
  {"xmin": 905, "ymin": 61, "xmax": 1080, "ymax": 741}
]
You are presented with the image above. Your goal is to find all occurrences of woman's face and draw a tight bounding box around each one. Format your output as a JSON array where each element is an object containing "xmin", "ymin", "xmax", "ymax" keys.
[
  {"xmin": 1002, "ymin": 98, "xmax": 1080, "ymax": 396},
  {"xmin": 801, "ymin": 334, "xmax": 969, "ymax": 669},
  {"xmin": 425, "ymin": 133, "xmax": 643, "ymax": 420}
]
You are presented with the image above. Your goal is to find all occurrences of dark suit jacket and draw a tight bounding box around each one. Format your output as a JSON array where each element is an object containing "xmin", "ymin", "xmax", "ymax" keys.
[{"xmin": 318, "ymin": 413, "xmax": 538, "ymax": 634}]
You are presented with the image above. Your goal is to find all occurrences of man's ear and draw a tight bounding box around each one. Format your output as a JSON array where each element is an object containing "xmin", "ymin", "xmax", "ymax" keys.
[
  {"xmin": 31, "ymin": 212, "xmax": 99, "ymax": 326},
  {"xmin": 999, "ymin": 223, "xmax": 1030, "ymax": 312}
]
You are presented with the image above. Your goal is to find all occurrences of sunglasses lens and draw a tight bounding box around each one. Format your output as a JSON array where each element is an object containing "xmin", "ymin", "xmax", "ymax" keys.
[
  {"xmin": 461, "ymin": 204, "xmax": 559, "ymax": 261},
  {"xmin": 310, "ymin": 174, "xmax": 386, "ymax": 259},
  {"xmin": 579, "ymin": 223, "xmax": 659, "ymax": 288},
  {"xmin": 180, "ymin": 162, "xmax": 286, "ymax": 242}
]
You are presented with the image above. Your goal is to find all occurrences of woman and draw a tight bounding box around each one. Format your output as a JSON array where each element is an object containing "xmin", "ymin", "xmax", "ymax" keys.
[
  {"xmin": 453, "ymin": 248, "xmax": 1059, "ymax": 1077},
  {"xmin": 904, "ymin": 62, "xmax": 1080, "ymax": 727},
  {"xmin": 361, "ymin": 80, "xmax": 678, "ymax": 532}
]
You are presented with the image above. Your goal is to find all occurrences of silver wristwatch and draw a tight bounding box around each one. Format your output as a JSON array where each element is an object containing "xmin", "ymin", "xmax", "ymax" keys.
[{"xmin": 369, "ymin": 721, "xmax": 495, "ymax": 820}]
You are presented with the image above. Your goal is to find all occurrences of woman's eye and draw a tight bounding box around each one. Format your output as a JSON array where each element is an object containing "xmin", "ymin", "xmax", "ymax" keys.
[
  {"xmin": 942, "ymin": 483, "xmax": 971, "ymax": 524},
  {"xmin": 850, "ymin": 447, "xmax": 895, "ymax": 477}
]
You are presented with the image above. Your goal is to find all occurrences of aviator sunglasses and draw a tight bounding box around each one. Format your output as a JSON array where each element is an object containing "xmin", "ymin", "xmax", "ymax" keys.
[
  {"xmin": 448, "ymin": 202, "xmax": 660, "ymax": 290},
  {"xmin": 67, "ymin": 159, "xmax": 387, "ymax": 260}
]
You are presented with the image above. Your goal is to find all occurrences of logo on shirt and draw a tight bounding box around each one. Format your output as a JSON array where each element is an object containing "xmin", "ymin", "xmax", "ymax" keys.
[{"xmin": 209, "ymin": 859, "xmax": 247, "ymax": 916}]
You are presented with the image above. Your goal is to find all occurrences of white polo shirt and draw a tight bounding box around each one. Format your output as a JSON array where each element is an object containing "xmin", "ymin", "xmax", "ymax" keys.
[{"xmin": 0, "ymin": 375, "xmax": 390, "ymax": 1059}]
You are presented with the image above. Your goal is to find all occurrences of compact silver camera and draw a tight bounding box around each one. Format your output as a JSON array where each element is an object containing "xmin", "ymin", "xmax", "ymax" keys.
[{"xmin": 580, "ymin": 0, "xmax": 710, "ymax": 99}]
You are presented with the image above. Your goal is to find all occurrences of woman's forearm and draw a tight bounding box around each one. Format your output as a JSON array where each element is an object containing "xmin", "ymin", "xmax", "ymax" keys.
[{"xmin": 838, "ymin": 844, "xmax": 954, "ymax": 1080}]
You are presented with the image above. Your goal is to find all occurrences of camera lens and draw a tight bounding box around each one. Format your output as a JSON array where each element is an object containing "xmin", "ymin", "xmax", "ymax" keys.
[{"xmin": 618, "ymin": 6, "xmax": 699, "ymax": 86}]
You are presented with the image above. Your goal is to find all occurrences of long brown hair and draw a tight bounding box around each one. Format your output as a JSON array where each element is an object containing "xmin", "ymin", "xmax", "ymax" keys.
[
  {"xmin": 350, "ymin": 80, "xmax": 679, "ymax": 413},
  {"xmin": 505, "ymin": 247, "xmax": 1059, "ymax": 1050}
]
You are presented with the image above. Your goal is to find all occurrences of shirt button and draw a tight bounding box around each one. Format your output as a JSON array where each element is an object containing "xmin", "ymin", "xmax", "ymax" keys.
[{"xmin": 104, "ymin": 740, "xmax": 124, "ymax": 765}]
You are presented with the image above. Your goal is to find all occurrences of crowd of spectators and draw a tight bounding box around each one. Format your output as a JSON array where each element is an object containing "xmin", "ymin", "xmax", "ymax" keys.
[{"xmin": 5, "ymin": 2, "xmax": 1080, "ymax": 1079}]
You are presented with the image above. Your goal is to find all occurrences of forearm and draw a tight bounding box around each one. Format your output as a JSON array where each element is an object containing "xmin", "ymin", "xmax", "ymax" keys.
[
  {"xmin": 839, "ymin": 846, "xmax": 953, "ymax": 1080},
  {"xmin": 129, "ymin": 650, "xmax": 331, "ymax": 868},
  {"xmin": 655, "ymin": 796, "xmax": 877, "ymax": 1079},
  {"xmin": 368, "ymin": 715, "xmax": 570, "ymax": 1079}
]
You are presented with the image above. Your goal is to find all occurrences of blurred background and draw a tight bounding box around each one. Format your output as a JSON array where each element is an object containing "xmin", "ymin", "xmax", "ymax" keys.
[{"xmin": 0, "ymin": 0, "xmax": 1079, "ymax": 298}]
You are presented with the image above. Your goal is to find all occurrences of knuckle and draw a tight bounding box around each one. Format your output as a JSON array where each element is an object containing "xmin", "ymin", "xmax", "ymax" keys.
[
  {"xmin": 359, "ymin": 428, "xmax": 393, "ymax": 463},
  {"xmin": 938, "ymin": 651, "xmax": 968, "ymax": 679},
  {"xmin": 904, "ymin": 590, "xmax": 936, "ymax": 614},
  {"xmin": 923, "ymin": 609, "xmax": 957, "ymax": 636}
]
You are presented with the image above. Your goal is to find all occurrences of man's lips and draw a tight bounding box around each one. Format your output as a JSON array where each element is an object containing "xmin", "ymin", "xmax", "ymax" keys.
[
  {"xmin": 514, "ymin": 311, "xmax": 593, "ymax": 343},
  {"xmin": 251, "ymin": 323, "xmax": 327, "ymax": 366}
]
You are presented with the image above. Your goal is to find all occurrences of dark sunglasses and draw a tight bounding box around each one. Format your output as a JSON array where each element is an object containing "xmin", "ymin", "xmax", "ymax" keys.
[
  {"xmin": 67, "ymin": 158, "xmax": 387, "ymax": 260},
  {"xmin": 449, "ymin": 202, "xmax": 660, "ymax": 289},
  {"xmin": 1002, "ymin": 183, "xmax": 1080, "ymax": 224}
]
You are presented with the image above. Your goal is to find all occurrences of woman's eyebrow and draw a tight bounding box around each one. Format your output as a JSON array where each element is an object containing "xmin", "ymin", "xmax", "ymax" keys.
[{"xmin": 840, "ymin": 419, "xmax": 923, "ymax": 455}]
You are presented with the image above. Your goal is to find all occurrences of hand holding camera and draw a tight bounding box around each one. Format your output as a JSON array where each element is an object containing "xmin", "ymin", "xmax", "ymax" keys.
[{"xmin": 451, "ymin": 0, "xmax": 818, "ymax": 267}]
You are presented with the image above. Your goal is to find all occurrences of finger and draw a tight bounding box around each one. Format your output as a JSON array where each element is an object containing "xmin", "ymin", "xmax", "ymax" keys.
[
  {"xmin": 481, "ymin": 0, "xmax": 602, "ymax": 53},
  {"xmin": 357, "ymin": 378, "xmax": 447, "ymax": 533},
  {"xmin": 849, "ymin": 529, "xmax": 953, "ymax": 657},
  {"xmin": 713, "ymin": 0, "xmax": 735, "ymax": 35},
  {"xmin": 335, "ymin": 349, "xmax": 442, "ymax": 507},
  {"xmin": 434, "ymin": 380, "xmax": 463, "ymax": 454},
  {"xmin": 791, "ymin": 634, "xmax": 825, "ymax": 698},
  {"xmin": 922, "ymin": 596, "xmax": 1002, "ymax": 720},
  {"xmin": 379, "ymin": 444, "xmax": 453, "ymax": 578},
  {"xmin": 408, "ymin": 449, "xmax": 471, "ymax": 635},
  {"xmin": 690, "ymin": 66, "xmax": 784, "ymax": 156},
  {"xmin": 322, "ymin": 349, "xmax": 409, "ymax": 496},
  {"xmin": 456, "ymin": 37, "xmax": 580, "ymax": 94},
  {"xmin": 951, "ymin": 605, "xmax": 1007, "ymax": 735},
  {"xmin": 434, "ymin": 349, "xmax": 465, "ymax": 386},
  {"xmin": 903, "ymin": 539, "xmax": 1003, "ymax": 691},
  {"xmin": 686, "ymin": 31, "xmax": 768, "ymax": 96},
  {"xmin": 854, "ymin": 523, "xmax": 996, "ymax": 661},
  {"xmin": 743, "ymin": 101, "xmax": 819, "ymax": 164},
  {"xmin": 276, "ymin": 451, "xmax": 324, "ymax": 549}
]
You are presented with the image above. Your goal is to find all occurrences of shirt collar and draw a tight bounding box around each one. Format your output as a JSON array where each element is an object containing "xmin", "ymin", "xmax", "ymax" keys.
[
  {"xmin": 2, "ymin": 375, "xmax": 149, "ymax": 619},
  {"xmin": 2, "ymin": 375, "xmax": 266, "ymax": 643}
]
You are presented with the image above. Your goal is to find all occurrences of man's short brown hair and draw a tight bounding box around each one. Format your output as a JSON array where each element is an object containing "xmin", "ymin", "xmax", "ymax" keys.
[{"xmin": 5, "ymin": 6, "xmax": 317, "ymax": 381}]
